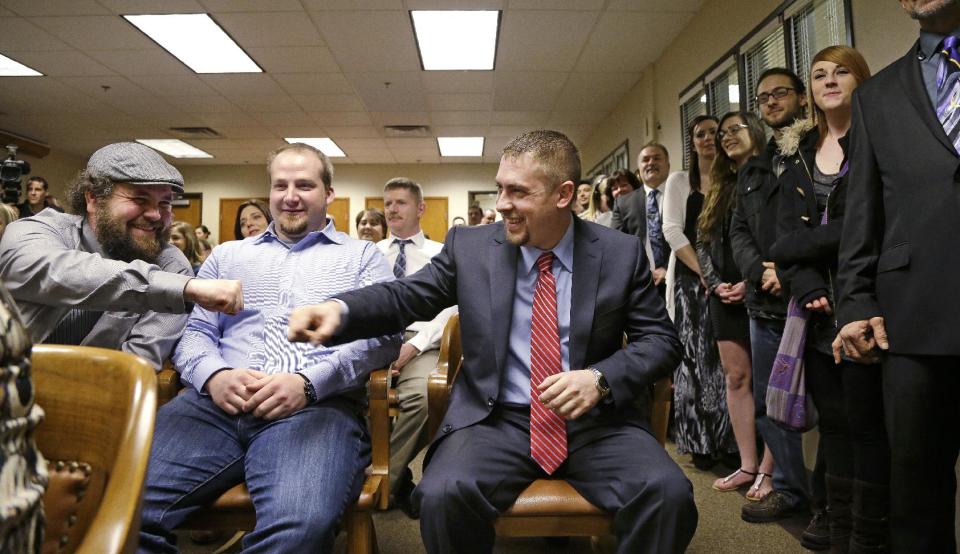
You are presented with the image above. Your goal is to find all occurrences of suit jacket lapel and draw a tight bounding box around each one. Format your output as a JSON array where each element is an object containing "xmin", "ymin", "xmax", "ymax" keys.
[
  {"xmin": 489, "ymin": 226, "xmax": 518, "ymax": 376},
  {"xmin": 899, "ymin": 40, "xmax": 958, "ymax": 156},
  {"xmin": 569, "ymin": 219, "xmax": 601, "ymax": 371}
]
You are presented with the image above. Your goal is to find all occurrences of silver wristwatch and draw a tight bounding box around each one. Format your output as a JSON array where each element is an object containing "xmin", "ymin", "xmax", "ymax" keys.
[{"xmin": 589, "ymin": 368, "xmax": 610, "ymax": 399}]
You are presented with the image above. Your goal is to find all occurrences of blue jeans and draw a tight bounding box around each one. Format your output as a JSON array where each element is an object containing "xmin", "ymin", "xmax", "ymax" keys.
[
  {"xmin": 138, "ymin": 388, "xmax": 371, "ymax": 553},
  {"xmin": 750, "ymin": 317, "xmax": 808, "ymax": 507}
]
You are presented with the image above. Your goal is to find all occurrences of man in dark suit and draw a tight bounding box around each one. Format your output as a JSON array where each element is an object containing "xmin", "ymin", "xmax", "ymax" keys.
[
  {"xmin": 288, "ymin": 130, "xmax": 696, "ymax": 554},
  {"xmin": 834, "ymin": 1, "xmax": 960, "ymax": 550}
]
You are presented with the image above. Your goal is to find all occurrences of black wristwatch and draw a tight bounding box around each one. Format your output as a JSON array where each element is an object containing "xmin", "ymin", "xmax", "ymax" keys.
[
  {"xmin": 297, "ymin": 373, "xmax": 317, "ymax": 404},
  {"xmin": 588, "ymin": 368, "xmax": 611, "ymax": 399}
]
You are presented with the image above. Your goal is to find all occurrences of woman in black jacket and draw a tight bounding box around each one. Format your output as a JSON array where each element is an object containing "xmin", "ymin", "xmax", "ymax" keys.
[
  {"xmin": 770, "ymin": 45, "xmax": 886, "ymax": 553},
  {"xmin": 697, "ymin": 111, "xmax": 775, "ymax": 499}
]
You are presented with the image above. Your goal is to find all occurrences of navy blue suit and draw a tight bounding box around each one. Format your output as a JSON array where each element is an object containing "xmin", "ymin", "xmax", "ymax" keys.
[{"xmin": 332, "ymin": 217, "xmax": 695, "ymax": 553}]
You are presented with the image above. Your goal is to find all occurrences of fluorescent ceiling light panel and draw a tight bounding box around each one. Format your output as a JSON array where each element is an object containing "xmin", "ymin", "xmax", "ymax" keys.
[
  {"xmin": 438, "ymin": 137, "xmax": 484, "ymax": 157},
  {"xmin": 0, "ymin": 54, "xmax": 42, "ymax": 76},
  {"xmin": 124, "ymin": 14, "xmax": 261, "ymax": 74},
  {"xmin": 285, "ymin": 138, "xmax": 346, "ymax": 158},
  {"xmin": 136, "ymin": 139, "xmax": 213, "ymax": 159},
  {"xmin": 411, "ymin": 11, "xmax": 499, "ymax": 70}
]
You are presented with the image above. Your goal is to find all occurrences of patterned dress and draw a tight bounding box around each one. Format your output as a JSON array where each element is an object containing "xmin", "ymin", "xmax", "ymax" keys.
[
  {"xmin": 0, "ymin": 285, "xmax": 46, "ymax": 553},
  {"xmin": 671, "ymin": 191, "xmax": 736, "ymax": 457}
]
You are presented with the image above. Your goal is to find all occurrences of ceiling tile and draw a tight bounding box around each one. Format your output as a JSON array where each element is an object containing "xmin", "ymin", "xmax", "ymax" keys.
[
  {"xmin": 247, "ymin": 46, "xmax": 339, "ymax": 73},
  {"xmin": 0, "ymin": 7, "xmax": 14, "ymax": 16},
  {"xmin": 214, "ymin": 12, "xmax": 324, "ymax": 47},
  {"xmin": 385, "ymin": 138, "xmax": 434, "ymax": 149},
  {"xmin": 368, "ymin": 112, "xmax": 430, "ymax": 126},
  {"xmin": 199, "ymin": 0, "xmax": 305, "ymax": 11},
  {"xmin": 488, "ymin": 125, "xmax": 541, "ymax": 138},
  {"xmin": 493, "ymin": 71, "xmax": 567, "ymax": 111},
  {"xmin": 249, "ymin": 111, "xmax": 312, "ymax": 127},
  {"xmin": 430, "ymin": 111, "xmax": 490, "ymax": 126},
  {"xmin": 490, "ymin": 111, "xmax": 549, "ymax": 125},
  {"xmin": 128, "ymin": 75, "xmax": 220, "ymax": 97},
  {"xmin": 95, "ymin": 0, "xmax": 204, "ymax": 14},
  {"xmin": 507, "ymin": 0, "xmax": 603, "ymax": 9},
  {"xmin": 426, "ymin": 93, "xmax": 492, "ymax": 111},
  {"xmin": 483, "ymin": 136, "xmax": 511, "ymax": 156},
  {"xmin": 208, "ymin": 125, "xmax": 276, "ymax": 139},
  {"xmin": 574, "ymin": 11, "xmax": 693, "ymax": 72},
  {"xmin": 336, "ymin": 138, "xmax": 387, "ymax": 150},
  {"xmin": 391, "ymin": 149, "xmax": 440, "ymax": 163},
  {"xmin": 266, "ymin": 124, "xmax": 326, "ymax": 137},
  {"xmin": 192, "ymin": 138, "xmax": 284, "ymax": 150},
  {"xmin": 496, "ymin": 11, "xmax": 596, "ymax": 71},
  {"xmin": 348, "ymin": 72, "xmax": 426, "ymax": 112},
  {"xmin": 161, "ymin": 95, "xmax": 241, "ymax": 114},
  {"xmin": 323, "ymin": 125, "xmax": 382, "ymax": 138},
  {"xmin": 85, "ymin": 49, "xmax": 190, "ymax": 76},
  {"xmin": 421, "ymin": 71, "xmax": 493, "ymax": 94},
  {"xmin": 229, "ymin": 94, "xmax": 302, "ymax": 112},
  {"xmin": 407, "ymin": 0, "xmax": 503, "ymax": 8},
  {"xmin": 311, "ymin": 11, "xmax": 420, "ymax": 72},
  {"xmin": 309, "ymin": 111, "xmax": 372, "ymax": 126},
  {"xmin": 344, "ymin": 148, "xmax": 395, "ymax": 163},
  {"xmin": 201, "ymin": 74, "xmax": 285, "ymax": 97},
  {"xmin": 195, "ymin": 112, "xmax": 263, "ymax": 127},
  {"xmin": 607, "ymin": 0, "xmax": 701, "ymax": 10},
  {"xmin": 30, "ymin": 16, "xmax": 156, "ymax": 50},
  {"xmin": 11, "ymin": 50, "xmax": 115, "ymax": 76},
  {"xmin": 302, "ymin": 0, "xmax": 402, "ymax": 8},
  {"xmin": 553, "ymin": 72, "xmax": 640, "ymax": 111},
  {"xmin": 1, "ymin": 0, "xmax": 109, "ymax": 16},
  {"xmin": 439, "ymin": 156, "xmax": 485, "ymax": 164},
  {"xmin": 293, "ymin": 93, "xmax": 366, "ymax": 112},
  {"xmin": 273, "ymin": 73, "xmax": 354, "ymax": 95},
  {"xmin": 431, "ymin": 125, "xmax": 490, "ymax": 136},
  {"xmin": 0, "ymin": 17, "xmax": 72, "ymax": 51},
  {"xmin": 547, "ymin": 110, "xmax": 608, "ymax": 126}
]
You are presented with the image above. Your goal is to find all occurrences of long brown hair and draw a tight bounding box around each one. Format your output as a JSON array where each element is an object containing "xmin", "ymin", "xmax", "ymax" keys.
[
  {"xmin": 171, "ymin": 221, "xmax": 203, "ymax": 266},
  {"xmin": 808, "ymin": 45, "xmax": 871, "ymax": 148},
  {"xmin": 687, "ymin": 115, "xmax": 719, "ymax": 191},
  {"xmin": 698, "ymin": 111, "xmax": 766, "ymax": 243}
]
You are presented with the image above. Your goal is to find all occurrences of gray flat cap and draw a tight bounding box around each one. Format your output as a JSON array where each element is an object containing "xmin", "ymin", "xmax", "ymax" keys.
[{"xmin": 86, "ymin": 142, "xmax": 184, "ymax": 192}]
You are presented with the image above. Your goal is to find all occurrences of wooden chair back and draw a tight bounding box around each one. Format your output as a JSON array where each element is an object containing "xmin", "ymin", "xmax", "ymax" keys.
[{"xmin": 34, "ymin": 345, "xmax": 158, "ymax": 554}]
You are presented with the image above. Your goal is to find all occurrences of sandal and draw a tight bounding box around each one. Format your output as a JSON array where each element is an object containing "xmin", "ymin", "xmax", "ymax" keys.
[
  {"xmin": 712, "ymin": 468, "xmax": 757, "ymax": 492},
  {"xmin": 745, "ymin": 472, "xmax": 772, "ymax": 502}
]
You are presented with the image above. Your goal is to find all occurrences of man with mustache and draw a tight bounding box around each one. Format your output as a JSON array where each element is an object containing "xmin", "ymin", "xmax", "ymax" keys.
[
  {"xmin": 138, "ymin": 142, "xmax": 401, "ymax": 552},
  {"xmin": 0, "ymin": 142, "xmax": 242, "ymax": 369},
  {"xmin": 378, "ymin": 177, "xmax": 456, "ymax": 519},
  {"xmin": 287, "ymin": 130, "xmax": 696, "ymax": 554},
  {"xmin": 731, "ymin": 68, "xmax": 811, "ymax": 525},
  {"xmin": 612, "ymin": 143, "xmax": 671, "ymax": 297}
]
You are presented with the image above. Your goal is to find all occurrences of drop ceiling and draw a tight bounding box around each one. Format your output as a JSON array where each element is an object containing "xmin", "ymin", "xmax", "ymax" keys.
[{"xmin": 0, "ymin": 0, "xmax": 702, "ymax": 165}]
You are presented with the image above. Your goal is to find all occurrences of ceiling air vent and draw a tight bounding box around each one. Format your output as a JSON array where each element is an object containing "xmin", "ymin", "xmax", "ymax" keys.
[
  {"xmin": 168, "ymin": 126, "xmax": 221, "ymax": 139},
  {"xmin": 383, "ymin": 125, "xmax": 431, "ymax": 138}
]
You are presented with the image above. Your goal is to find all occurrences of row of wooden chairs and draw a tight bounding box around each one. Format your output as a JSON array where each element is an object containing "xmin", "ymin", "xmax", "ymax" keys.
[{"xmin": 33, "ymin": 313, "xmax": 671, "ymax": 553}]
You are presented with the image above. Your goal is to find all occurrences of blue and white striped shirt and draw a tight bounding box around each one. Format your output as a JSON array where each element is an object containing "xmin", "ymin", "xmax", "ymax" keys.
[{"xmin": 174, "ymin": 219, "xmax": 402, "ymax": 400}]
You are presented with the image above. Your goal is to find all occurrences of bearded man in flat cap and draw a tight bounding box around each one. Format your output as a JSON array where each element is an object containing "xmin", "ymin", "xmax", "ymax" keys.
[{"xmin": 0, "ymin": 141, "xmax": 242, "ymax": 369}]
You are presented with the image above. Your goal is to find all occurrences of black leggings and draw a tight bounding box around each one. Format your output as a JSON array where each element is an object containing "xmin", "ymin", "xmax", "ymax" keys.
[{"xmin": 805, "ymin": 350, "xmax": 889, "ymax": 485}]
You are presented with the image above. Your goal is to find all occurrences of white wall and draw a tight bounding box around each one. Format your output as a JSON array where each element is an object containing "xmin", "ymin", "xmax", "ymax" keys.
[
  {"xmin": 180, "ymin": 162, "xmax": 499, "ymax": 244},
  {"xmin": 580, "ymin": 0, "xmax": 918, "ymax": 171}
]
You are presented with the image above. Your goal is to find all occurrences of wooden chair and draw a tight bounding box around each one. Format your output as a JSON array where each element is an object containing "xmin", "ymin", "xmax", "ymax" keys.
[
  {"xmin": 156, "ymin": 366, "xmax": 393, "ymax": 554},
  {"xmin": 427, "ymin": 314, "xmax": 673, "ymax": 539},
  {"xmin": 34, "ymin": 345, "xmax": 158, "ymax": 554}
]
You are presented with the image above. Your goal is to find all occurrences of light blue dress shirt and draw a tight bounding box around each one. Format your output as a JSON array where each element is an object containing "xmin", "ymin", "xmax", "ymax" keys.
[
  {"xmin": 173, "ymin": 219, "xmax": 402, "ymax": 401},
  {"xmin": 500, "ymin": 217, "xmax": 574, "ymax": 404}
]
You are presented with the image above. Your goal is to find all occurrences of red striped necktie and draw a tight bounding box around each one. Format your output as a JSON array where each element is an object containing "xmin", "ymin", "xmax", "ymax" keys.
[{"xmin": 529, "ymin": 251, "xmax": 567, "ymax": 474}]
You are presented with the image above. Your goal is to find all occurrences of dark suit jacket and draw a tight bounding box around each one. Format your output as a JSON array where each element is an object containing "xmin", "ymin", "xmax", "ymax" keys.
[
  {"xmin": 837, "ymin": 41, "xmax": 960, "ymax": 355},
  {"xmin": 333, "ymin": 216, "xmax": 680, "ymax": 444},
  {"xmin": 611, "ymin": 188, "xmax": 647, "ymax": 243}
]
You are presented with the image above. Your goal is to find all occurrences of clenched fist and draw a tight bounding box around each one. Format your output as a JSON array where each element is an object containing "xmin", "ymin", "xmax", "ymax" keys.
[
  {"xmin": 287, "ymin": 301, "xmax": 342, "ymax": 345},
  {"xmin": 184, "ymin": 279, "xmax": 244, "ymax": 315}
]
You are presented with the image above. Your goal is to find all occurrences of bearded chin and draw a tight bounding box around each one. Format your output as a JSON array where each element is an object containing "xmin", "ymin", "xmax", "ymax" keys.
[{"xmin": 94, "ymin": 205, "xmax": 168, "ymax": 263}]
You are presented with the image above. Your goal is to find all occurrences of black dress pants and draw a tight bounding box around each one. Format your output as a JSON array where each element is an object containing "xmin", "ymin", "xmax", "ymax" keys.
[
  {"xmin": 413, "ymin": 405, "xmax": 698, "ymax": 554},
  {"xmin": 883, "ymin": 354, "xmax": 960, "ymax": 553}
]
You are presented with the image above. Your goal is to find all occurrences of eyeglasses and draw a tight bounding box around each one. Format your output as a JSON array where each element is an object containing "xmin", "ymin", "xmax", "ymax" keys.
[
  {"xmin": 754, "ymin": 86, "xmax": 796, "ymax": 105},
  {"xmin": 717, "ymin": 123, "xmax": 749, "ymax": 139}
]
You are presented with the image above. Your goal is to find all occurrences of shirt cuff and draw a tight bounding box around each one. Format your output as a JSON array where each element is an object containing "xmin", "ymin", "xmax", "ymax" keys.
[
  {"xmin": 189, "ymin": 356, "xmax": 232, "ymax": 393},
  {"xmin": 151, "ymin": 271, "xmax": 192, "ymax": 313},
  {"xmin": 331, "ymin": 299, "xmax": 350, "ymax": 333},
  {"xmin": 406, "ymin": 332, "xmax": 431, "ymax": 353},
  {"xmin": 298, "ymin": 360, "xmax": 336, "ymax": 401}
]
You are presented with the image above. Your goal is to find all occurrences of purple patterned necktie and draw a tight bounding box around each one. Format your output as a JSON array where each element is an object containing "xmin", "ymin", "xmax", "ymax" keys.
[{"xmin": 935, "ymin": 35, "xmax": 960, "ymax": 152}]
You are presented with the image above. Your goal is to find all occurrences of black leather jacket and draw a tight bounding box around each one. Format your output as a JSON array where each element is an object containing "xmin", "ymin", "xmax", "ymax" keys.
[{"xmin": 730, "ymin": 138, "xmax": 788, "ymax": 319}]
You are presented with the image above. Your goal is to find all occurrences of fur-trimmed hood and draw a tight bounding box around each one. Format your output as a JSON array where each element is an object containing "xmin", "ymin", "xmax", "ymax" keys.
[{"xmin": 775, "ymin": 118, "xmax": 816, "ymax": 157}]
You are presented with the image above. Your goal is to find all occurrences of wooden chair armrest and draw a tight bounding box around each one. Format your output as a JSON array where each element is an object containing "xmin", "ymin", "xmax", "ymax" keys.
[
  {"xmin": 367, "ymin": 369, "xmax": 391, "ymax": 510},
  {"xmin": 649, "ymin": 376, "xmax": 673, "ymax": 447},
  {"xmin": 428, "ymin": 314, "xmax": 462, "ymax": 441}
]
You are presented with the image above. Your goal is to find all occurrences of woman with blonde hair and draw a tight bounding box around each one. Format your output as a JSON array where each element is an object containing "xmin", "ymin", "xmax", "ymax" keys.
[
  {"xmin": 0, "ymin": 204, "xmax": 18, "ymax": 239},
  {"xmin": 170, "ymin": 221, "xmax": 204, "ymax": 275},
  {"xmin": 770, "ymin": 45, "xmax": 883, "ymax": 552}
]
